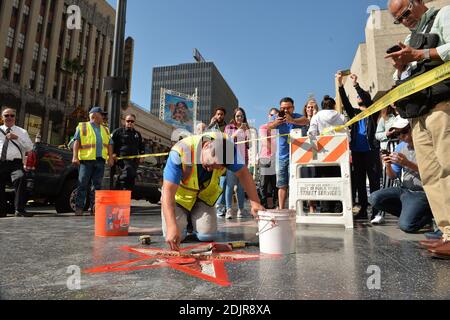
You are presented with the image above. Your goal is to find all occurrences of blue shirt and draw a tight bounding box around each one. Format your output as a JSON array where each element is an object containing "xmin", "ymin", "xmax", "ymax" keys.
[
  {"xmin": 74, "ymin": 122, "xmax": 105, "ymax": 158},
  {"xmin": 272, "ymin": 113, "xmax": 304, "ymax": 161},
  {"xmin": 353, "ymin": 119, "xmax": 370, "ymax": 152},
  {"xmin": 164, "ymin": 150, "xmax": 244, "ymax": 185}
]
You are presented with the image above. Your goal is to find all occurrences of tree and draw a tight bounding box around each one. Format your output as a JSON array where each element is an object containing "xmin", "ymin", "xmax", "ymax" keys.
[{"xmin": 62, "ymin": 58, "xmax": 85, "ymax": 110}]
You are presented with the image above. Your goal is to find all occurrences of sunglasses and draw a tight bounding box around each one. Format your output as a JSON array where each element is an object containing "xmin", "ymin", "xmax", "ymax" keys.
[
  {"xmin": 393, "ymin": 0, "xmax": 414, "ymax": 25},
  {"xmin": 126, "ymin": 120, "xmax": 135, "ymax": 123},
  {"xmin": 3, "ymin": 114, "xmax": 15, "ymax": 118}
]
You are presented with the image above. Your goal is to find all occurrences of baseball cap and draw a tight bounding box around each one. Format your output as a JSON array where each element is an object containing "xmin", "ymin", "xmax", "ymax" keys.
[
  {"xmin": 391, "ymin": 115, "xmax": 410, "ymax": 130},
  {"xmin": 89, "ymin": 106, "xmax": 107, "ymax": 115}
]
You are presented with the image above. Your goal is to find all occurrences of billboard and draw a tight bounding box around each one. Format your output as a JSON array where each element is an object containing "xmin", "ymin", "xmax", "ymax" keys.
[{"xmin": 160, "ymin": 88, "xmax": 198, "ymax": 133}]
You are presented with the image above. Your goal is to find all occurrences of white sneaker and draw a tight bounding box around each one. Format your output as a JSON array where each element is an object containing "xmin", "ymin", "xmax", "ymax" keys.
[
  {"xmin": 216, "ymin": 204, "xmax": 225, "ymax": 217},
  {"xmin": 225, "ymin": 209, "xmax": 234, "ymax": 220},
  {"xmin": 237, "ymin": 209, "xmax": 246, "ymax": 218},
  {"xmin": 371, "ymin": 215, "xmax": 386, "ymax": 225}
]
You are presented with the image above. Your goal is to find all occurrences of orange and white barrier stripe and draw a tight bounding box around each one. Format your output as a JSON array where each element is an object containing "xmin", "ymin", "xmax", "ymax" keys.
[
  {"xmin": 289, "ymin": 130, "xmax": 353, "ymax": 229},
  {"xmin": 291, "ymin": 135, "xmax": 349, "ymax": 165}
]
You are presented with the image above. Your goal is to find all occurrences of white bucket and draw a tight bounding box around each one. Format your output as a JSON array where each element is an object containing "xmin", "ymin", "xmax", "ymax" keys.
[{"xmin": 257, "ymin": 210, "xmax": 297, "ymax": 255}]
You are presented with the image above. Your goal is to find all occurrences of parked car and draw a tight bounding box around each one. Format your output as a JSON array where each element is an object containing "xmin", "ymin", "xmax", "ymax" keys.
[{"xmin": 21, "ymin": 143, "xmax": 162, "ymax": 213}]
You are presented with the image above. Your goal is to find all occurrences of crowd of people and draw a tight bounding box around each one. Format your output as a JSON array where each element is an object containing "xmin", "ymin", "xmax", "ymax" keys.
[
  {"xmin": 162, "ymin": 0, "xmax": 449, "ymax": 259},
  {"xmin": 1, "ymin": 0, "xmax": 449, "ymax": 259}
]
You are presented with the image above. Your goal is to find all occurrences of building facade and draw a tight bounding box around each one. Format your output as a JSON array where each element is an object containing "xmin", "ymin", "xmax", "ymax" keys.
[
  {"xmin": 342, "ymin": 0, "xmax": 450, "ymax": 106},
  {"xmin": 150, "ymin": 61, "xmax": 239, "ymax": 125},
  {"xmin": 0, "ymin": 0, "xmax": 115, "ymax": 144}
]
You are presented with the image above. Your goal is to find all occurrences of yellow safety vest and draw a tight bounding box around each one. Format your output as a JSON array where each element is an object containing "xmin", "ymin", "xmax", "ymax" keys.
[
  {"xmin": 77, "ymin": 122, "xmax": 110, "ymax": 161},
  {"xmin": 172, "ymin": 133, "xmax": 227, "ymax": 212}
]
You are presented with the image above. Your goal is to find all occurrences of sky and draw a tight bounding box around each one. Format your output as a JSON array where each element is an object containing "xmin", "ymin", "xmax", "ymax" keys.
[{"xmin": 106, "ymin": 0, "xmax": 389, "ymax": 128}]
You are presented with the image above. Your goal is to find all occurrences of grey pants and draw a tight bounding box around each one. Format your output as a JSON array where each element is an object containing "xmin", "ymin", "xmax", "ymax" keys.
[{"xmin": 161, "ymin": 201, "xmax": 218, "ymax": 242}]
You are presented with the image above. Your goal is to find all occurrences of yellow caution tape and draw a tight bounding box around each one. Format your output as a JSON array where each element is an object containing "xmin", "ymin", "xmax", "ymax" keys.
[
  {"xmin": 116, "ymin": 152, "xmax": 169, "ymax": 160},
  {"xmin": 119, "ymin": 63, "xmax": 450, "ymax": 155},
  {"xmin": 323, "ymin": 61, "xmax": 450, "ymax": 134},
  {"xmin": 235, "ymin": 133, "xmax": 290, "ymax": 145}
]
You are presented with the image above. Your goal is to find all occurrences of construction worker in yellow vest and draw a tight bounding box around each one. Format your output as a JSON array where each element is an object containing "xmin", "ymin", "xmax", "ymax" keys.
[
  {"xmin": 72, "ymin": 107, "xmax": 114, "ymax": 216},
  {"xmin": 162, "ymin": 132, "xmax": 265, "ymax": 251}
]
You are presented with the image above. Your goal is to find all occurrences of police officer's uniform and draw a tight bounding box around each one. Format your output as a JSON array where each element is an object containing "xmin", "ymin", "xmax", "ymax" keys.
[{"xmin": 111, "ymin": 127, "xmax": 145, "ymax": 190}]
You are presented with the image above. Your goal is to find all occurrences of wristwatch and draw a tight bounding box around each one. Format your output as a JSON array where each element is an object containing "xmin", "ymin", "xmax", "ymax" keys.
[{"xmin": 423, "ymin": 48, "xmax": 431, "ymax": 60}]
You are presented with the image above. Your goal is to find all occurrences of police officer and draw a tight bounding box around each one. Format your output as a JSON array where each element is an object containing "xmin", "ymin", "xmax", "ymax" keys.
[{"xmin": 111, "ymin": 114, "xmax": 145, "ymax": 191}]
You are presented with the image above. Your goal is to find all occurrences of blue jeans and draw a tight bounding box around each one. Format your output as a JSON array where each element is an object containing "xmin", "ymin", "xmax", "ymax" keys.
[
  {"xmin": 369, "ymin": 187, "xmax": 433, "ymax": 233},
  {"xmin": 276, "ymin": 158, "xmax": 290, "ymax": 188},
  {"xmin": 225, "ymin": 171, "xmax": 245, "ymax": 210},
  {"xmin": 216, "ymin": 175, "xmax": 227, "ymax": 207},
  {"xmin": 76, "ymin": 159, "xmax": 105, "ymax": 210}
]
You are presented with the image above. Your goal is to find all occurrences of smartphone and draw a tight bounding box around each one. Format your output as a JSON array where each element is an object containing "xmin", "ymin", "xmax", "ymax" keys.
[
  {"xmin": 340, "ymin": 70, "xmax": 351, "ymax": 76},
  {"xmin": 381, "ymin": 149, "xmax": 390, "ymax": 156},
  {"xmin": 386, "ymin": 45, "xmax": 402, "ymax": 54},
  {"xmin": 278, "ymin": 110, "xmax": 286, "ymax": 118}
]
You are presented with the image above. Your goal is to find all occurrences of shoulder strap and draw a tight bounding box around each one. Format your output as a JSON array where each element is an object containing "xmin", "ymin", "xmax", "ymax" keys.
[
  {"xmin": 0, "ymin": 128, "xmax": 23, "ymax": 159},
  {"xmin": 425, "ymin": 10, "xmax": 440, "ymax": 33}
]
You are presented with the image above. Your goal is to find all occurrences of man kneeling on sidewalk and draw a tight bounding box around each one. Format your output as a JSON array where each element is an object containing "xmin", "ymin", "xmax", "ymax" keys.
[
  {"xmin": 161, "ymin": 132, "xmax": 264, "ymax": 251},
  {"xmin": 369, "ymin": 116, "xmax": 433, "ymax": 233}
]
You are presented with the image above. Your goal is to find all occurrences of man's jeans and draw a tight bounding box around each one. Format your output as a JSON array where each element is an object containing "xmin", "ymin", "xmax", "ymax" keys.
[
  {"xmin": 76, "ymin": 159, "xmax": 105, "ymax": 210},
  {"xmin": 369, "ymin": 187, "xmax": 433, "ymax": 233}
]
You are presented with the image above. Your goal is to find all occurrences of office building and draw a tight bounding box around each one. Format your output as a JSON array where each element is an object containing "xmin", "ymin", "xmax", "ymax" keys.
[
  {"xmin": 0, "ymin": 0, "xmax": 116, "ymax": 144},
  {"xmin": 150, "ymin": 61, "xmax": 238, "ymax": 125}
]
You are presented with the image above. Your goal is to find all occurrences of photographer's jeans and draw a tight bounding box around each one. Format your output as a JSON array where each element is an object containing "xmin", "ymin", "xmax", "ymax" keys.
[
  {"xmin": 76, "ymin": 159, "xmax": 105, "ymax": 210},
  {"xmin": 369, "ymin": 187, "xmax": 432, "ymax": 233}
]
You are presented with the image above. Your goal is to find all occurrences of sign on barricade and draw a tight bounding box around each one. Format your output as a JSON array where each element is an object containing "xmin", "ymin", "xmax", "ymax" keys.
[{"xmin": 289, "ymin": 131, "xmax": 353, "ymax": 229}]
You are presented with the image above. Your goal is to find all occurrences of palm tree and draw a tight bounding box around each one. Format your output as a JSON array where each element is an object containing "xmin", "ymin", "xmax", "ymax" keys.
[
  {"xmin": 62, "ymin": 58, "xmax": 85, "ymax": 110},
  {"xmin": 61, "ymin": 58, "xmax": 85, "ymax": 143}
]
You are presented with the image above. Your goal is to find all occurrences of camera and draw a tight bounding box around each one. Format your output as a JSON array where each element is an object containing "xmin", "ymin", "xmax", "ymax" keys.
[
  {"xmin": 278, "ymin": 110, "xmax": 286, "ymax": 118},
  {"xmin": 381, "ymin": 149, "xmax": 391, "ymax": 156}
]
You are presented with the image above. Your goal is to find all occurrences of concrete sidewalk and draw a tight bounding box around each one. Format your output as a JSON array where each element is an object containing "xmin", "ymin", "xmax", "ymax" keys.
[{"xmin": 0, "ymin": 204, "xmax": 449, "ymax": 300}]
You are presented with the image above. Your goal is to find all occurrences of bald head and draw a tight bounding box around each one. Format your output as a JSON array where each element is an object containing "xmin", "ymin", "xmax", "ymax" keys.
[{"xmin": 388, "ymin": 0, "xmax": 428, "ymax": 29}]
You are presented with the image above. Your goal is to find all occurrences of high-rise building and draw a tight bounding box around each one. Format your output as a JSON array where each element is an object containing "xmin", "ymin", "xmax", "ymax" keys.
[
  {"xmin": 0, "ymin": 0, "xmax": 116, "ymax": 144},
  {"xmin": 150, "ymin": 61, "xmax": 239, "ymax": 125}
]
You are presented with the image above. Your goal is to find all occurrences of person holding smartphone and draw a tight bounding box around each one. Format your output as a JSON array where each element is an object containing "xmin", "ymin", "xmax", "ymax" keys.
[
  {"xmin": 224, "ymin": 108, "xmax": 251, "ymax": 219},
  {"xmin": 369, "ymin": 116, "xmax": 433, "ymax": 234},
  {"xmin": 268, "ymin": 98, "xmax": 309, "ymax": 210}
]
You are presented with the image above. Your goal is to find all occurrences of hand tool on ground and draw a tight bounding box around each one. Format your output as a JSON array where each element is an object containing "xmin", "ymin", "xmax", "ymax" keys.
[{"xmin": 139, "ymin": 235, "xmax": 152, "ymax": 245}]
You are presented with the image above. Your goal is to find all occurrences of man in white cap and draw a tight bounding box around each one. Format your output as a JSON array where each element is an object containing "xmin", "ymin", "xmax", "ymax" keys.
[{"xmin": 369, "ymin": 116, "xmax": 433, "ymax": 234}]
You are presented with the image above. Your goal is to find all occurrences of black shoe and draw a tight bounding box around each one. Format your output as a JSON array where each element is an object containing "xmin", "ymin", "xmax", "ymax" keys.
[
  {"xmin": 15, "ymin": 211, "xmax": 34, "ymax": 218},
  {"xmin": 354, "ymin": 212, "xmax": 368, "ymax": 221}
]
